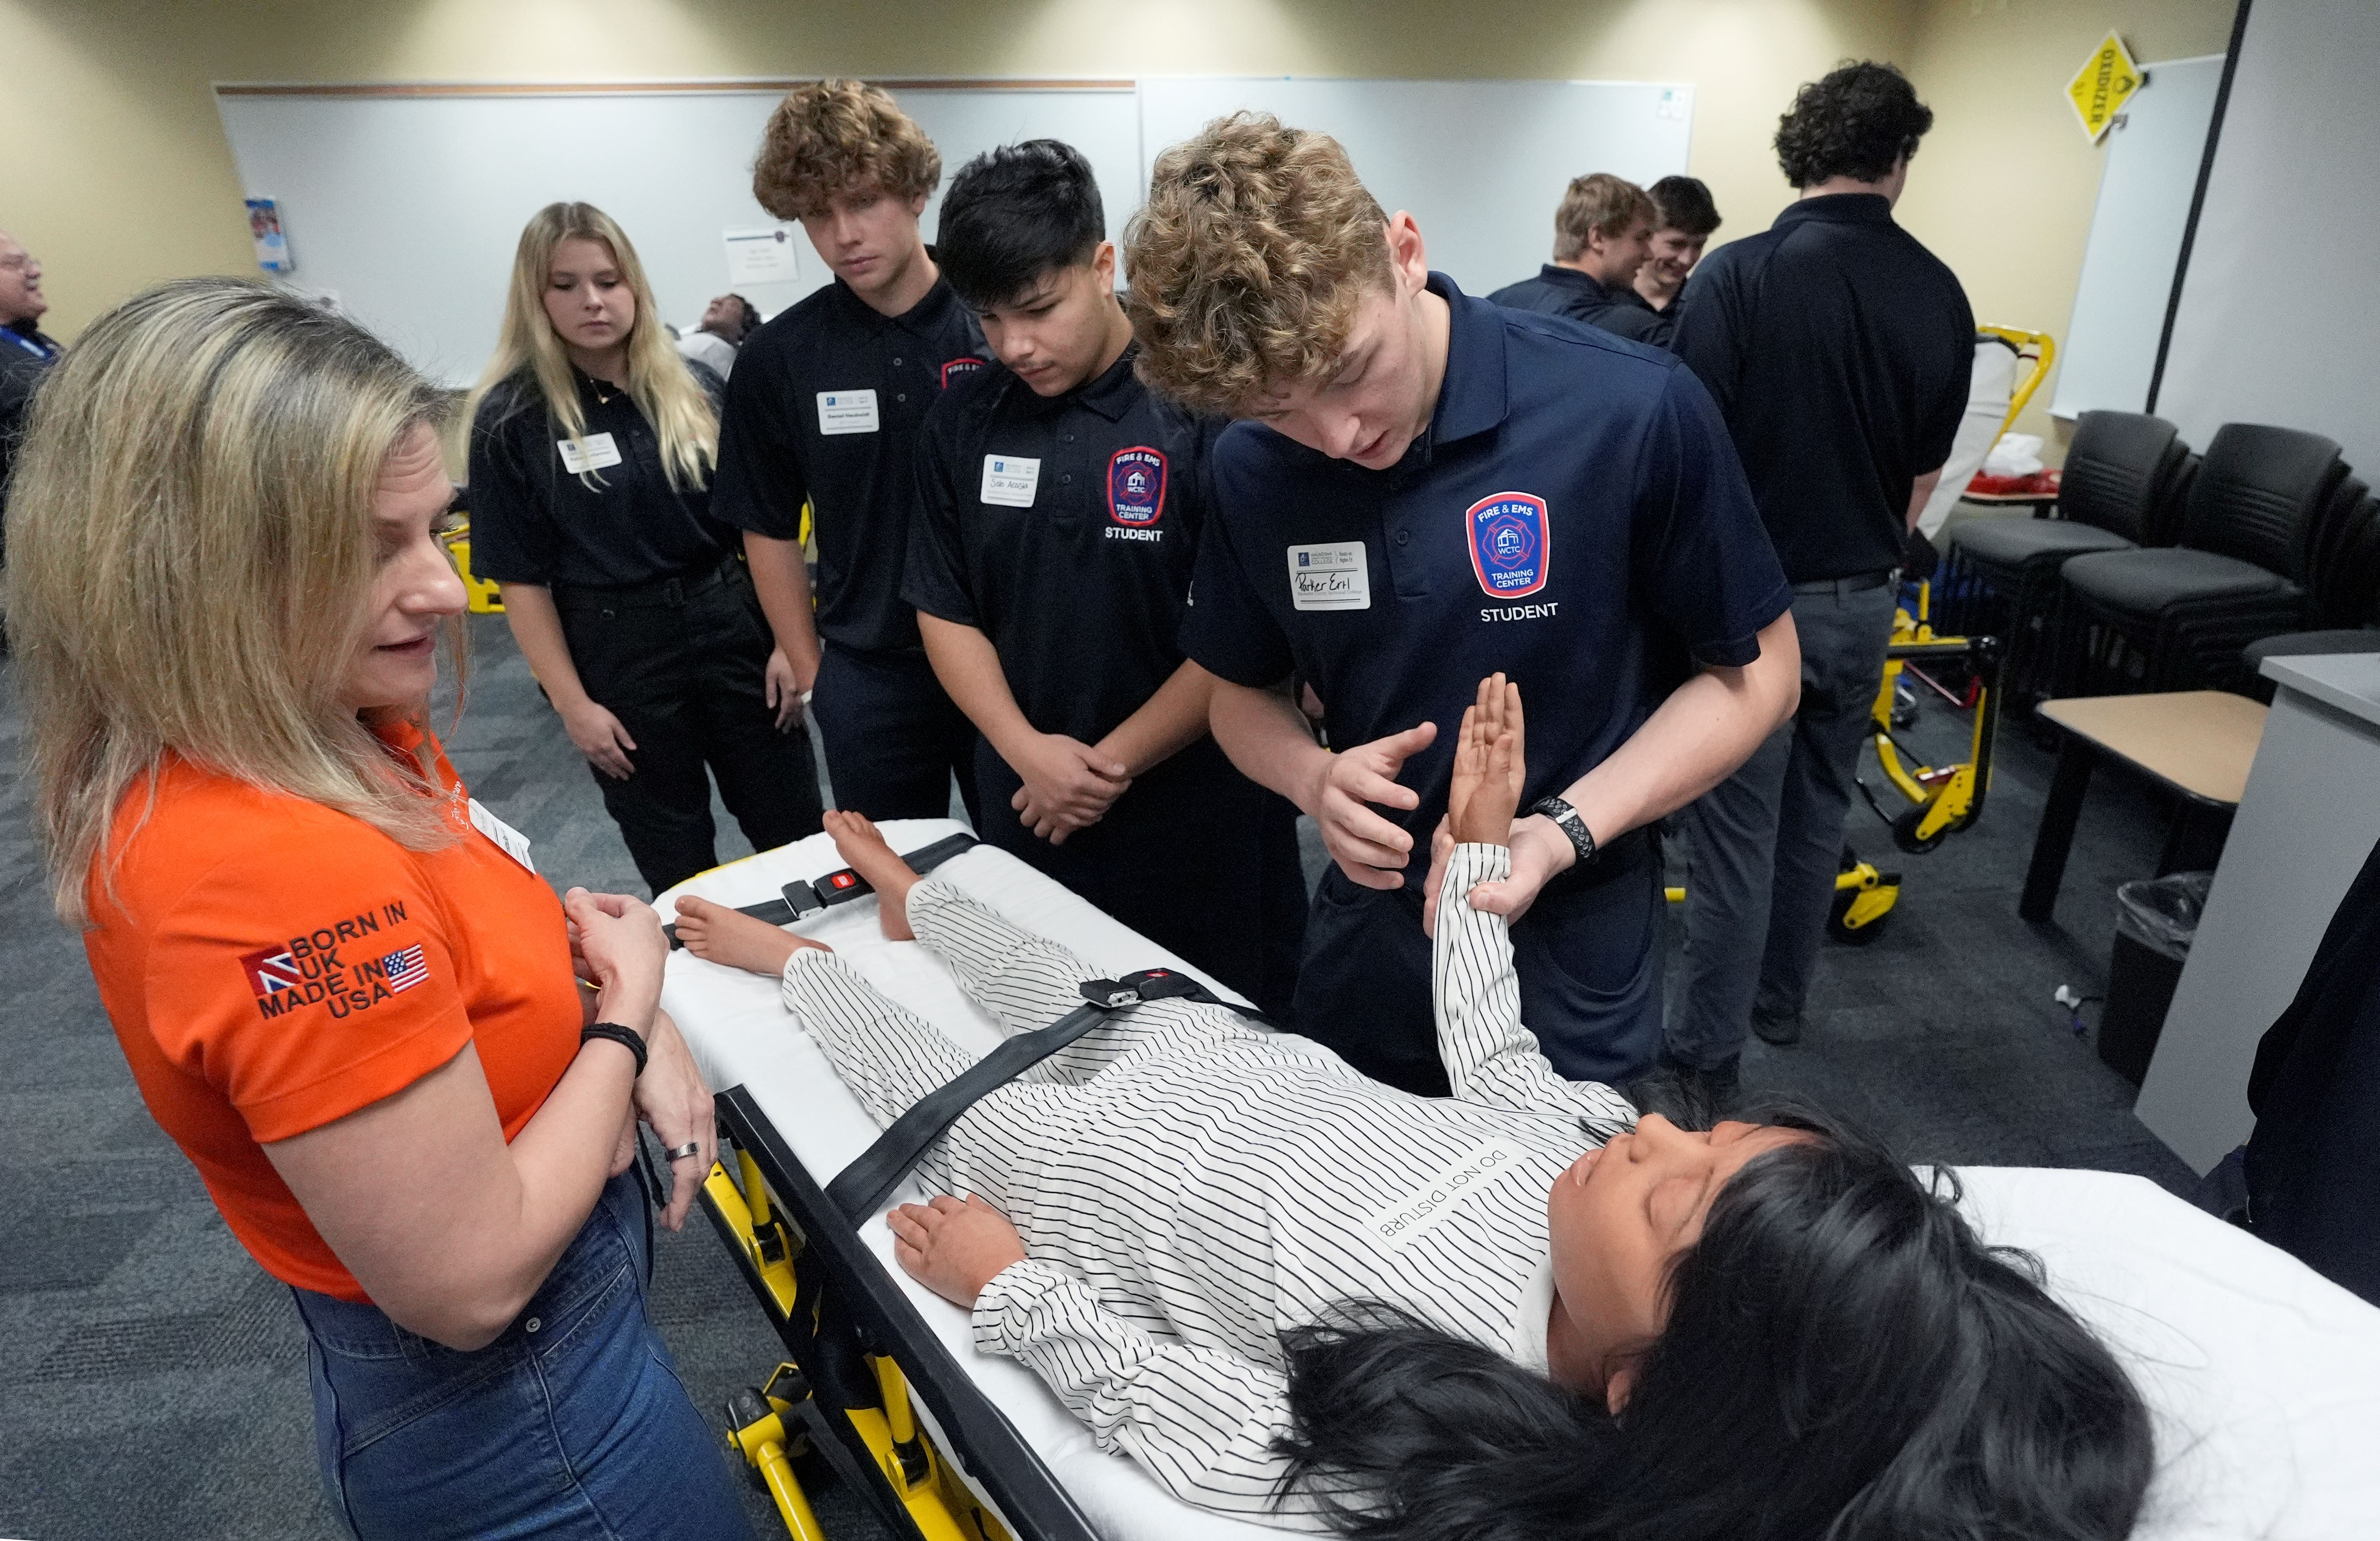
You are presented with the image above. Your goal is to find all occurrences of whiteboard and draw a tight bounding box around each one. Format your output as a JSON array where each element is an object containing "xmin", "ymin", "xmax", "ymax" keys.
[
  {"xmin": 214, "ymin": 85, "xmax": 1143, "ymax": 386},
  {"xmin": 2049, "ymin": 56, "xmax": 2224, "ymax": 421},
  {"xmin": 2157, "ymin": 0, "xmax": 2380, "ymax": 475},
  {"xmin": 1138, "ymin": 77, "xmax": 1694, "ymax": 298},
  {"xmin": 215, "ymin": 77, "xmax": 1691, "ymax": 388}
]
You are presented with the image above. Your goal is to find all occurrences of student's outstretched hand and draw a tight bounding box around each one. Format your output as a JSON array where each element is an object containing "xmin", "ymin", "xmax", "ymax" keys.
[{"xmin": 889, "ymin": 1193, "xmax": 1027, "ymax": 1308}]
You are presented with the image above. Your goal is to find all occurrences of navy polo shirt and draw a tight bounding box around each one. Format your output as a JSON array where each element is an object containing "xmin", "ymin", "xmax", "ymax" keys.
[
  {"xmin": 1488, "ymin": 265, "xmax": 1672, "ymax": 348},
  {"xmin": 711, "ymin": 271, "xmax": 987, "ymax": 653},
  {"xmin": 466, "ymin": 363, "xmax": 738, "ymax": 589},
  {"xmin": 1184, "ymin": 275, "xmax": 1789, "ymax": 891},
  {"xmin": 905, "ymin": 344, "xmax": 1218, "ymax": 745}
]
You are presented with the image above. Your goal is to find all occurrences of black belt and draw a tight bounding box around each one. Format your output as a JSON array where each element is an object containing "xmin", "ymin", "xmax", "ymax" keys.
[
  {"xmin": 1789, "ymin": 567, "xmax": 1897, "ymax": 596},
  {"xmin": 663, "ymin": 831, "xmax": 980, "ymax": 950},
  {"xmin": 825, "ymin": 968, "xmax": 1274, "ymax": 1224},
  {"xmin": 554, "ymin": 554, "xmax": 740, "ymax": 611}
]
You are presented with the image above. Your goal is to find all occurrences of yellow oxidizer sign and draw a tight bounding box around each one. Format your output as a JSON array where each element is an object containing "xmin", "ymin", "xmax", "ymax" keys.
[{"xmin": 2068, "ymin": 31, "xmax": 2143, "ymax": 143}]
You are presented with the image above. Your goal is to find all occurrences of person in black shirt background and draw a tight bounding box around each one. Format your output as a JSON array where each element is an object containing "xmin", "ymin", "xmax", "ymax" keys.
[
  {"xmin": 713, "ymin": 80, "xmax": 988, "ymax": 823},
  {"xmin": 1488, "ymin": 174, "xmax": 1670, "ymax": 347},
  {"xmin": 1659, "ymin": 64, "xmax": 1972, "ymax": 1109},
  {"xmin": 905, "ymin": 140, "xmax": 1304, "ymax": 1012},
  {"xmin": 1633, "ymin": 175, "xmax": 1722, "ymax": 318},
  {"xmin": 1, "ymin": 228, "xmax": 64, "ymax": 588},
  {"xmin": 466, "ymin": 202, "xmax": 820, "ymax": 894}
]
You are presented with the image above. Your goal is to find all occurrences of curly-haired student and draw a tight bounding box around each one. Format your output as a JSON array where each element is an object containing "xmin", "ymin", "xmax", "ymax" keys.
[{"xmin": 1120, "ymin": 113, "xmax": 1800, "ymax": 1098}]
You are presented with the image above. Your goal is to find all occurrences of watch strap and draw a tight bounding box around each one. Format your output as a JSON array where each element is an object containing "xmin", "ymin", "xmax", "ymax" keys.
[
  {"xmin": 582, "ymin": 1021, "xmax": 648, "ymax": 1077},
  {"xmin": 1528, "ymin": 795, "xmax": 1599, "ymax": 866}
]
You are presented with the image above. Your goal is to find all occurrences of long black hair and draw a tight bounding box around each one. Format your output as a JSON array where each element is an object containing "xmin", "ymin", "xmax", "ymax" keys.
[{"xmin": 1273, "ymin": 1105, "xmax": 2153, "ymax": 1541}]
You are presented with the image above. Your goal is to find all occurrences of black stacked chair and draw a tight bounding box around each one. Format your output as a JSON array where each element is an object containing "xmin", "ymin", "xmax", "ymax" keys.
[
  {"xmin": 2240, "ymin": 489, "xmax": 2380, "ymax": 696},
  {"xmin": 1944, "ymin": 410, "xmax": 2192, "ymax": 701},
  {"xmin": 2052, "ymin": 424, "xmax": 2349, "ymax": 696}
]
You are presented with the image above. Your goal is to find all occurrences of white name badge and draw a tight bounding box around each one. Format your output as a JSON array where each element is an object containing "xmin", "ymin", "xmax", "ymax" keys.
[
  {"xmin": 816, "ymin": 390, "xmax": 881, "ymax": 436},
  {"xmin": 555, "ymin": 433, "xmax": 621, "ymax": 474},
  {"xmin": 468, "ymin": 797, "xmax": 537, "ymax": 874},
  {"xmin": 1363, "ymin": 1137, "xmax": 1528, "ymax": 1252},
  {"xmin": 980, "ymin": 454, "xmax": 1041, "ymax": 508},
  {"xmin": 1286, "ymin": 542, "xmax": 1371, "ymax": 611}
]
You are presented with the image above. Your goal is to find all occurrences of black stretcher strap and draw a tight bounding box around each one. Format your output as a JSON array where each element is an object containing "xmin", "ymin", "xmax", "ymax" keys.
[
  {"xmin": 664, "ymin": 831, "xmax": 979, "ymax": 949},
  {"xmin": 826, "ymin": 968, "xmax": 1271, "ymax": 1224}
]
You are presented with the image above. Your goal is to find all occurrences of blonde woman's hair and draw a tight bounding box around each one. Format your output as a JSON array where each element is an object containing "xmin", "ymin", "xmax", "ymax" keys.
[
  {"xmin": 465, "ymin": 201, "xmax": 717, "ymax": 490},
  {"xmin": 1123, "ymin": 113, "xmax": 1392, "ymax": 417},
  {"xmin": 1552, "ymin": 173, "xmax": 1656, "ymax": 262},
  {"xmin": 4, "ymin": 278, "xmax": 462, "ymax": 925}
]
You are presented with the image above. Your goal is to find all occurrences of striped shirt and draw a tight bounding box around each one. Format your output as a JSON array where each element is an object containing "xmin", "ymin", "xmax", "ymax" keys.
[{"xmin": 778, "ymin": 841, "xmax": 1638, "ymax": 1524}]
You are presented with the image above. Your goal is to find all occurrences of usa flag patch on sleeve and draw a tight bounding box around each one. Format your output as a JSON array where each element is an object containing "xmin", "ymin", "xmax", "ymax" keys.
[{"xmin": 381, "ymin": 944, "xmax": 430, "ymax": 994}]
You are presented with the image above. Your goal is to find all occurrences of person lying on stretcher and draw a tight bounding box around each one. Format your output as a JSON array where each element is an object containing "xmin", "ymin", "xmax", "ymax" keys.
[{"xmin": 673, "ymin": 677, "xmax": 2154, "ymax": 1539}]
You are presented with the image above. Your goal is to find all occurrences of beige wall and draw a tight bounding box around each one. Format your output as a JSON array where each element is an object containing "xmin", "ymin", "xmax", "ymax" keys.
[
  {"xmin": 0, "ymin": 0, "xmax": 2243, "ymax": 454},
  {"xmin": 1898, "ymin": 0, "xmax": 2240, "ymax": 449},
  {"xmin": 3, "ymin": 0, "xmax": 1913, "ymax": 341}
]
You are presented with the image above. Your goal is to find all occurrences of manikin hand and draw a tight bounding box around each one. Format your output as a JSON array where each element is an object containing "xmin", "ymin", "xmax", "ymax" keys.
[
  {"xmin": 888, "ymin": 1193, "xmax": 1028, "ymax": 1308},
  {"xmin": 1307, "ymin": 721, "xmax": 1439, "ymax": 890},
  {"xmin": 1448, "ymin": 673, "xmax": 1526, "ymax": 845},
  {"xmin": 1424, "ymin": 675, "xmax": 1528, "ymax": 933},
  {"xmin": 1011, "ymin": 733, "xmax": 1131, "ymax": 844}
]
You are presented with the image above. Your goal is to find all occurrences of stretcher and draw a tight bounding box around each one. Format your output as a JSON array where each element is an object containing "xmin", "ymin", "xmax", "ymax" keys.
[{"xmin": 658, "ymin": 819, "xmax": 2380, "ymax": 1541}]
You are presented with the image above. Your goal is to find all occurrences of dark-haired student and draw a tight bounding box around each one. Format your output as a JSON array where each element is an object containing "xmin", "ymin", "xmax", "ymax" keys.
[
  {"xmin": 1662, "ymin": 63, "xmax": 1972, "ymax": 1109},
  {"xmin": 1634, "ymin": 175, "xmax": 1722, "ymax": 317},
  {"xmin": 904, "ymin": 138, "xmax": 1305, "ymax": 1013},
  {"xmin": 1489, "ymin": 174, "xmax": 1671, "ymax": 347}
]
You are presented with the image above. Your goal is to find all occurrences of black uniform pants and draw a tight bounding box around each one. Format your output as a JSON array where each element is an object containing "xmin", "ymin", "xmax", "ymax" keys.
[
  {"xmin": 555, "ymin": 561, "xmax": 823, "ymax": 895},
  {"xmin": 973, "ymin": 737, "xmax": 1306, "ymax": 1018},
  {"xmin": 812, "ymin": 640, "xmax": 981, "ymax": 826},
  {"xmin": 1292, "ymin": 827, "xmax": 1666, "ymax": 1096}
]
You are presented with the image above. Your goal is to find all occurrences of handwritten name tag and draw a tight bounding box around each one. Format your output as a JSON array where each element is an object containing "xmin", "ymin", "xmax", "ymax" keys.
[{"xmin": 1286, "ymin": 542, "xmax": 1371, "ymax": 611}]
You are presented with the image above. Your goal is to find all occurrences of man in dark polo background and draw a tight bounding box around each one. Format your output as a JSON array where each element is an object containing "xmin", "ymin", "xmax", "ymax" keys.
[
  {"xmin": 1488, "ymin": 172, "xmax": 1670, "ymax": 346},
  {"xmin": 1, "ymin": 227, "xmax": 65, "ymax": 614},
  {"xmin": 1660, "ymin": 61, "xmax": 1973, "ymax": 1110}
]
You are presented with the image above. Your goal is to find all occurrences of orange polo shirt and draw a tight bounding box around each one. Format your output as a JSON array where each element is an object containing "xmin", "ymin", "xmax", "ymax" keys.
[{"xmin": 83, "ymin": 723, "xmax": 581, "ymax": 1300}]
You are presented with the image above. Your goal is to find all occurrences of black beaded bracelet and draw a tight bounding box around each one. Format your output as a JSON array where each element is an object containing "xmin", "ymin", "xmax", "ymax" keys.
[{"xmin": 581, "ymin": 1022, "xmax": 648, "ymax": 1077}]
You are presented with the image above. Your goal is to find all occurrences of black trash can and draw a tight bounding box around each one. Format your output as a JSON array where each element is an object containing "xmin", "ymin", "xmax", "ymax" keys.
[{"xmin": 2100, "ymin": 871, "xmax": 2212, "ymax": 1084}]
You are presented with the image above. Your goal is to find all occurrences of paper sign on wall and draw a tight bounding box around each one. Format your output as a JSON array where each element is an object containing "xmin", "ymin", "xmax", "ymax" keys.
[
  {"xmin": 2068, "ymin": 31, "xmax": 2143, "ymax": 143},
  {"xmin": 246, "ymin": 197, "xmax": 293, "ymax": 274},
  {"xmin": 724, "ymin": 226, "xmax": 801, "ymax": 285}
]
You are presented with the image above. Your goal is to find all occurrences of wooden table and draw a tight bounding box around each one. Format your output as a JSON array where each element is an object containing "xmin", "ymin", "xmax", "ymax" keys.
[{"xmin": 2018, "ymin": 691, "xmax": 2270, "ymax": 922}]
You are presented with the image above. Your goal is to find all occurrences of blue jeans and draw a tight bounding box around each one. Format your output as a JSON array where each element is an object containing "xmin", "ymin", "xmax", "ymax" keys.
[{"xmin": 292, "ymin": 1172, "xmax": 753, "ymax": 1541}]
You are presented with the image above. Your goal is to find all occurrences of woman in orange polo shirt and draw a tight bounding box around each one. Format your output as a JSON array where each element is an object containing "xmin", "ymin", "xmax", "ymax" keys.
[{"xmin": 5, "ymin": 279, "xmax": 753, "ymax": 1540}]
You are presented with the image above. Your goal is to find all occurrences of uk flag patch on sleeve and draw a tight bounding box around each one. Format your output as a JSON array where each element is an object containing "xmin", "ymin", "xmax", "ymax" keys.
[
  {"xmin": 1107, "ymin": 447, "xmax": 1168, "ymax": 527},
  {"xmin": 1466, "ymin": 491, "xmax": 1551, "ymax": 598}
]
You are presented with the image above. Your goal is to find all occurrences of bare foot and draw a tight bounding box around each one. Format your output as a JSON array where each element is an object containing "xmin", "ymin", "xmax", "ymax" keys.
[
  {"xmin": 673, "ymin": 895, "xmax": 831, "ymax": 977},
  {"xmin": 823, "ymin": 809, "xmax": 920, "ymax": 941}
]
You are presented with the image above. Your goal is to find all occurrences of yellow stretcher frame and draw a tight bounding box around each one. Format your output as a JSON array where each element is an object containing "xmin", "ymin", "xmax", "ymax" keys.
[
  {"xmin": 1662, "ymin": 586, "xmax": 2003, "ymax": 946},
  {"xmin": 1979, "ymin": 325, "xmax": 2056, "ymax": 437},
  {"xmin": 698, "ymin": 1090, "xmax": 1101, "ymax": 1541}
]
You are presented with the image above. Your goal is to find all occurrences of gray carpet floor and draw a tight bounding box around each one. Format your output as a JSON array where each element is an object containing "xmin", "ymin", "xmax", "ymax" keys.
[{"xmin": 0, "ymin": 609, "xmax": 2205, "ymax": 1539}]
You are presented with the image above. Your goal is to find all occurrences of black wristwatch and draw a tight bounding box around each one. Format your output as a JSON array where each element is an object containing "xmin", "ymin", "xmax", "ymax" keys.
[
  {"xmin": 1527, "ymin": 795, "xmax": 1600, "ymax": 867},
  {"xmin": 582, "ymin": 1021, "xmax": 648, "ymax": 1077}
]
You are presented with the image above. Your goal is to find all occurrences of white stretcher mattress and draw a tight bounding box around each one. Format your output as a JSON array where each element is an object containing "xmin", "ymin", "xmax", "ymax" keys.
[{"xmin": 660, "ymin": 820, "xmax": 2380, "ymax": 1541}]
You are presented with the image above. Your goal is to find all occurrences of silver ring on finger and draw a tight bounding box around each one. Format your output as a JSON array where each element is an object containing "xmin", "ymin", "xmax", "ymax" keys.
[{"xmin": 665, "ymin": 1141, "xmax": 703, "ymax": 1162}]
